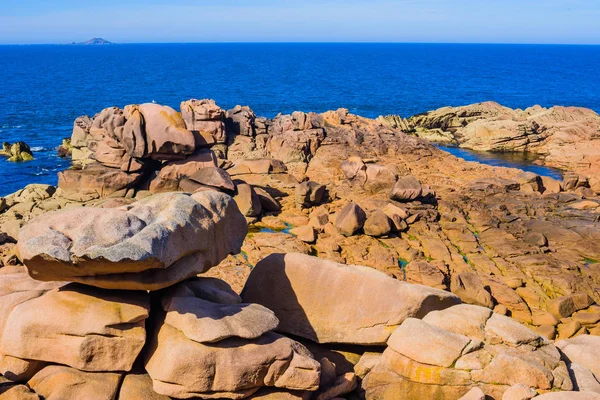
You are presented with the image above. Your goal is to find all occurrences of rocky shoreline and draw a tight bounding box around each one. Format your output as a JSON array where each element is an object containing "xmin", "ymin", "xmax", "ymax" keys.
[{"xmin": 1, "ymin": 99, "xmax": 600, "ymax": 399}]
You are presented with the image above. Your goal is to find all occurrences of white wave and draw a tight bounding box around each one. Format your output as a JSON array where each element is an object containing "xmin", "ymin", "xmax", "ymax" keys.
[{"xmin": 30, "ymin": 146, "xmax": 48, "ymax": 152}]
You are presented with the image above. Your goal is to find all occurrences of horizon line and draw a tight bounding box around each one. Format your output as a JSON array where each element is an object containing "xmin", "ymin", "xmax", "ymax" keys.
[{"xmin": 1, "ymin": 40, "xmax": 600, "ymax": 46}]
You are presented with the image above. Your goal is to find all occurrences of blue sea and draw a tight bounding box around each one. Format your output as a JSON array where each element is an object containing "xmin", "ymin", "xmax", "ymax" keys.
[{"xmin": 1, "ymin": 43, "xmax": 599, "ymax": 196}]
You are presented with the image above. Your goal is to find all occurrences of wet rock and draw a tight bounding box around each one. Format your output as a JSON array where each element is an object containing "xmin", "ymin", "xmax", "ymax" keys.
[
  {"xmin": 0, "ymin": 141, "xmax": 33, "ymax": 162},
  {"xmin": 241, "ymin": 253, "xmax": 460, "ymax": 345},
  {"xmin": 335, "ymin": 202, "xmax": 367, "ymax": 236}
]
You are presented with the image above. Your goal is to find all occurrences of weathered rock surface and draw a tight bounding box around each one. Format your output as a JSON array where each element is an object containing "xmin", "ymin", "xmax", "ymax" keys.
[
  {"xmin": 241, "ymin": 253, "xmax": 460, "ymax": 345},
  {"xmin": 1, "ymin": 284, "xmax": 149, "ymax": 372},
  {"xmin": 409, "ymin": 102, "xmax": 600, "ymax": 177},
  {"xmin": 17, "ymin": 191, "xmax": 247, "ymax": 290},
  {"xmin": 364, "ymin": 304, "xmax": 573, "ymax": 399},
  {"xmin": 0, "ymin": 141, "xmax": 34, "ymax": 162},
  {"xmin": 145, "ymin": 323, "xmax": 320, "ymax": 399}
]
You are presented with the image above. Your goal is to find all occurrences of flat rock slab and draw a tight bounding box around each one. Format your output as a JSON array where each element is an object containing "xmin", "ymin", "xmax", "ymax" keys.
[
  {"xmin": 241, "ymin": 253, "xmax": 460, "ymax": 345},
  {"xmin": 17, "ymin": 191, "xmax": 247, "ymax": 290},
  {"xmin": 162, "ymin": 295, "xmax": 279, "ymax": 343}
]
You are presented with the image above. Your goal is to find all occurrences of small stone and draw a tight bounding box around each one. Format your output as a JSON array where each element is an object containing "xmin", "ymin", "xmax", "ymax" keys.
[
  {"xmin": 389, "ymin": 175, "xmax": 424, "ymax": 202},
  {"xmin": 501, "ymin": 383, "xmax": 537, "ymax": 400},
  {"xmin": 335, "ymin": 202, "xmax": 367, "ymax": 237},
  {"xmin": 189, "ymin": 167, "xmax": 235, "ymax": 192},
  {"xmin": 524, "ymin": 232, "xmax": 547, "ymax": 247},
  {"xmin": 234, "ymin": 183, "xmax": 262, "ymax": 217},
  {"xmin": 254, "ymin": 187, "xmax": 281, "ymax": 212},
  {"xmin": 363, "ymin": 211, "xmax": 392, "ymax": 237},
  {"xmin": 459, "ymin": 387, "xmax": 485, "ymax": 400},
  {"xmin": 558, "ymin": 320, "xmax": 582, "ymax": 339},
  {"xmin": 532, "ymin": 310, "xmax": 560, "ymax": 326},
  {"xmin": 532, "ymin": 325, "xmax": 556, "ymax": 340},
  {"xmin": 295, "ymin": 181, "xmax": 326, "ymax": 208},
  {"xmin": 290, "ymin": 226, "xmax": 317, "ymax": 243}
]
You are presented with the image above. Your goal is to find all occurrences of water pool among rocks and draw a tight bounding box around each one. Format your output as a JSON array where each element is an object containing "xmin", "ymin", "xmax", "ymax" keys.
[{"xmin": 437, "ymin": 145, "xmax": 563, "ymax": 180}]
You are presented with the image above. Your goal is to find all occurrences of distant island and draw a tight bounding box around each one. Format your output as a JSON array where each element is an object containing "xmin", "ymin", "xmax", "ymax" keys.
[{"xmin": 71, "ymin": 38, "xmax": 113, "ymax": 45}]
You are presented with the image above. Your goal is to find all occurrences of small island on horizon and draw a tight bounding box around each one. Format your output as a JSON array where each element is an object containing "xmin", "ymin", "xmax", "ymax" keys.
[{"xmin": 71, "ymin": 37, "xmax": 113, "ymax": 45}]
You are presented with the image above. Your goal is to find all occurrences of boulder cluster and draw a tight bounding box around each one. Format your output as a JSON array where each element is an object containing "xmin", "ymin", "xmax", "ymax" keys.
[
  {"xmin": 0, "ymin": 142, "xmax": 33, "ymax": 162},
  {"xmin": 402, "ymin": 101, "xmax": 600, "ymax": 178},
  {"xmin": 2, "ymin": 99, "xmax": 600, "ymax": 399}
]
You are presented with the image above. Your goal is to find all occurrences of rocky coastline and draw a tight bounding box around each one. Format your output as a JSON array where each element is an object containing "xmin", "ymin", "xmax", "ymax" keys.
[{"xmin": 1, "ymin": 99, "xmax": 600, "ymax": 399}]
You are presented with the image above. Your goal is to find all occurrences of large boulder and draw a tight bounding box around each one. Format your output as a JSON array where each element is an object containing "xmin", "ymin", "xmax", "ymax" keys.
[
  {"xmin": 364, "ymin": 304, "xmax": 573, "ymax": 399},
  {"xmin": 189, "ymin": 167, "xmax": 235, "ymax": 192},
  {"xmin": 28, "ymin": 366, "xmax": 122, "ymax": 400},
  {"xmin": 0, "ymin": 265, "xmax": 64, "ymax": 381},
  {"xmin": 148, "ymin": 148, "xmax": 217, "ymax": 193},
  {"xmin": 241, "ymin": 253, "xmax": 460, "ymax": 345},
  {"xmin": 17, "ymin": 191, "xmax": 247, "ymax": 290},
  {"xmin": 180, "ymin": 99, "xmax": 226, "ymax": 144},
  {"xmin": 136, "ymin": 103, "xmax": 196, "ymax": 160},
  {"xmin": 0, "ymin": 141, "xmax": 34, "ymax": 162},
  {"xmin": 226, "ymin": 105, "xmax": 257, "ymax": 137},
  {"xmin": 335, "ymin": 202, "xmax": 367, "ymax": 236},
  {"xmin": 389, "ymin": 175, "xmax": 425, "ymax": 202},
  {"xmin": 58, "ymin": 163, "xmax": 144, "ymax": 199},
  {"xmin": 145, "ymin": 324, "xmax": 320, "ymax": 399},
  {"xmin": 295, "ymin": 181, "xmax": 326, "ymax": 208},
  {"xmin": 145, "ymin": 280, "xmax": 320, "ymax": 399},
  {"xmin": 555, "ymin": 335, "xmax": 600, "ymax": 378},
  {"xmin": 1, "ymin": 284, "xmax": 149, "ymax": 372}
]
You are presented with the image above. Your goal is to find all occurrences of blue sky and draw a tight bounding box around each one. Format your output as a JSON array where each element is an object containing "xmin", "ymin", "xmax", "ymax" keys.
[{"xmin": 1, "ymin": 0, "xmax": 599, "ymax": 44}]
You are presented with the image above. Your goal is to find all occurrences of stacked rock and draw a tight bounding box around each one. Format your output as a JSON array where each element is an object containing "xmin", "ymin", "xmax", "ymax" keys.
[{"xmin": 0, "ymin": 190, "xmax": 324, "ymax": 399}]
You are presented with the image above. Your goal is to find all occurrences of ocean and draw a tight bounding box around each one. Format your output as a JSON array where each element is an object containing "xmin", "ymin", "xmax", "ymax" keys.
[{"xmin": 1, "ymin": 43, "xmax": 599, "ymax": 196}]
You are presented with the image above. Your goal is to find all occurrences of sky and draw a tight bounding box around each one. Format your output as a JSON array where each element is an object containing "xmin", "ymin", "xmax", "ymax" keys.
[{"xmin": 0, "ymin": 0, "xmax": 599, "ymax": 45}]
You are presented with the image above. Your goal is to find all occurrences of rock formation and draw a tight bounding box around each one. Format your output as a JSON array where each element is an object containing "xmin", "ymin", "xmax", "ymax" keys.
[
  {"xmin": 0, "ymin": 141, "xmax": 33, "ymax": 162},
  {"xmin": 2, "ymin": 98, "xmax": 600, "ymax": 398},
  {"xmin": 405, "ymin": 101, "xmax": 600, "ymax": 178}
]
